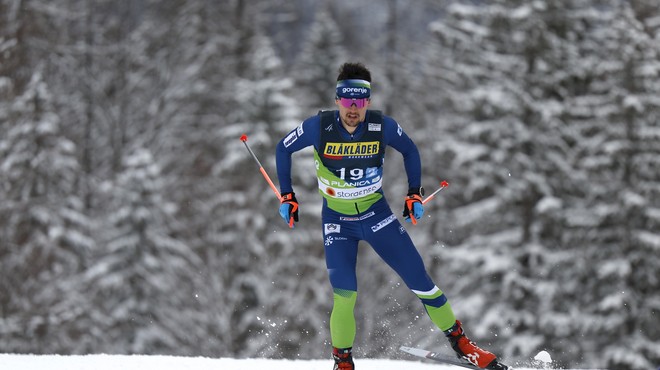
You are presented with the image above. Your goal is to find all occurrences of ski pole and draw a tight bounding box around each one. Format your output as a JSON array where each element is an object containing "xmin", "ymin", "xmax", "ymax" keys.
[
  {"xmin": 409, "ymin": 180, "xmax": 449, "ymax": 225},
  {"xmin": 239, "ymin": 134, "xmax": 295, "ymax": 228},
  {"xmin": 422, "ymin": 180, "xmax": 449, "ymax": 205}
]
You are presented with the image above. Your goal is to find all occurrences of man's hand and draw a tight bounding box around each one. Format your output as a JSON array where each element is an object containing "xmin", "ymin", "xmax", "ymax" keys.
[
  {"xmin": 279, "ymin": 192, "xmax": 299, "ymax": 226},
  {"xmin": 403, "ymin": 188, "xmax": 424, "ymax": 224}
]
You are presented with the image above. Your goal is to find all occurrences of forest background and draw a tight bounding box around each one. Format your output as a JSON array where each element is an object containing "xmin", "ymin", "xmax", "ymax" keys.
[{"xmin": 1, "ymin": 1, "xmax": 659, "ymax": 369}]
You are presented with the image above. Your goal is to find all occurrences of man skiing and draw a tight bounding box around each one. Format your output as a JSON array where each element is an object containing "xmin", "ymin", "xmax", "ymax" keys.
[{"xmin": 275, "ymin": 62, "xmax": 507, "ymax": 370}]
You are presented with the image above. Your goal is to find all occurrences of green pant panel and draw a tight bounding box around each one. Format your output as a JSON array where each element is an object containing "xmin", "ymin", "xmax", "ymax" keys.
[
  {"xmin": 330, "ymin": 289, "xmax": 357, "ymax": 348},
  {"xmin": 423, "ymin": 301, "xmax": 456, "ymax": 331},
  {"xmin": 414, "ymin": 288, "xmax": 457, "ymax": 332}
]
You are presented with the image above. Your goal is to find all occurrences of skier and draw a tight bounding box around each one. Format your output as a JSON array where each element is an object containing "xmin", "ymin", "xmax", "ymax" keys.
[{"xmin": 275, "ymin": 62, "xmax": 506, "ymax": 370}]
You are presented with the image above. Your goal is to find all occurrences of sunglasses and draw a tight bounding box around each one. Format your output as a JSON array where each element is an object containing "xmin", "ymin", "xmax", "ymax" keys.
[{"xmin": 337, "ymin": 97, "xmax": 369, "ymax": 109}]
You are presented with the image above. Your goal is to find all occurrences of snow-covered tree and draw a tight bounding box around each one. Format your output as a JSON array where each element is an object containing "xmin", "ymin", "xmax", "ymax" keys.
[
  {"xmin": 208, "ymin": 13, "xmax": 327, "ymax": 358},
  {"xmin": 292, "ymin": 5, "xmax": 347, "ymax": 113},
  {"xmin": 0, "ymin": 72, "xmax": 93, "ymax": 353},
  {"xmin": 418, "ymin": 1, "xmax": 660, "ymax": 368},
  {"xmin": 555, "ymin": 2, "xmax": 660, "ymax": 367},
  {"xmin": 83, "ymin": 148, "xmax": 206, "ymax": 354},
  {"xmin": 416, "ymin": 0, "xmax": 562, "ymax": 361}
]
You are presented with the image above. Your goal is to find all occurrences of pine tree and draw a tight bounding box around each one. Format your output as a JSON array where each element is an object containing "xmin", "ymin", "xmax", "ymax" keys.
[
  {"xmin": 420, "ymin": 1, "xmax": 660, "ymax": 368},
  {"xmin": 0, "ymin": 72, "xmax": 92, "ymax": 353},
  {"xmin": 556, "ymin": 2, "xmax": 660, "ymax": 367},
  {"xmin": 419, "ymin": 0, "xmax": 552, "ymax": 358},
  {"xmin": 292, "ymin": 5, "xmax": 347, "ymax": 113},
  {"xmin": 83, "ymin": 148, "xmax": 206, "ymax": 354},
  {"xmin": 210, "ymin": 15, "xmax": 330, "ymax": 358}
]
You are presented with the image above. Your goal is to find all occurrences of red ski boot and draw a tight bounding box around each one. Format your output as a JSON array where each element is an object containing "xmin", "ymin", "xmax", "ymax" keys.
[
  {"xmin": 332, "ymin": 347, "xmax": 354, "ymax": 370},
  {"xmin": 445, "ymin": 321, "xmax": 504, "ymax": 369}
]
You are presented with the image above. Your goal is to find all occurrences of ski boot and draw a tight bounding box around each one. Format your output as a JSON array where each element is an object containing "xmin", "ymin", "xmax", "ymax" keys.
[
  {"xmin": 445, "ymin": 321, "xmax": 508, "ymax": 370},
  {"xmin": 332, "ymin": 347, "xmax": 354, "ymax": 370}
]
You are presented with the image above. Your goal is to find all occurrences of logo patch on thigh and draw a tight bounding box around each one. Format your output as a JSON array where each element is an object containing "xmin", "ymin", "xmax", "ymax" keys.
[
  {"xmin": 324, "ymin": 223, "xmax": 341, "ymax": 234},
  {"xmin": 371, "ymin": 214, "xmax": 396, "ymax": 232}
]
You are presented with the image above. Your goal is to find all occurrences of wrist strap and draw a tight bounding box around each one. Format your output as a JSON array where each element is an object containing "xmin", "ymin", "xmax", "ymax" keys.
[{"xmin": 407, "ymin": 187, "xmax": 424, "ymax": 196}]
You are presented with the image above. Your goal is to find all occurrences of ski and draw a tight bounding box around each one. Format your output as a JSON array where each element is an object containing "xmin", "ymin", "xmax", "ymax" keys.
[
  {"xmin": 400, "ymin": 346, "xmax": 479, "ymax": 369},
  {"xmin": 399, "ymin": 346, "xmax": 510, "ymax": 370}
]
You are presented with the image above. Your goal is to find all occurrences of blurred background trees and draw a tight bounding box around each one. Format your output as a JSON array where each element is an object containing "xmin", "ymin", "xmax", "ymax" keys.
[{"xmin": 1, "ymin": 1, "xmax": 658, "ymax": 369}]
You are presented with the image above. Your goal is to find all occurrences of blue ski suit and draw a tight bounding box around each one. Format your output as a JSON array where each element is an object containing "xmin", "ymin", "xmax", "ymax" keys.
[{"xmin": 275, "ymin": 110, "xmax": 456, "ymax": 349}]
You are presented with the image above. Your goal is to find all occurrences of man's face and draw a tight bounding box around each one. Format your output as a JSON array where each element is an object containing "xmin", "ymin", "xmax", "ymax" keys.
[{"xmin": 335, "ymin": 97, "xmax": 370, "ymax": 130}]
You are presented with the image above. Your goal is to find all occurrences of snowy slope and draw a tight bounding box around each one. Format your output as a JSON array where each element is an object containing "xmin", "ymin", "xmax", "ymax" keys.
[{"xmin": 0, "ymin": 354, "xmax": 541, "ymax": 370}]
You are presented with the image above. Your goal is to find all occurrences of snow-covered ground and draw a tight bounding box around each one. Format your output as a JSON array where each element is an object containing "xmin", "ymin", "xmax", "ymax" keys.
[{"xmin": 0, "ymin": 354, "xmax": 544, "ymax": 370}]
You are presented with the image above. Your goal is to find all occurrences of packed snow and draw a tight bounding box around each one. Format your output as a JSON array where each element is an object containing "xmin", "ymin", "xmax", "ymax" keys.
[
  {"xmin": 0, "ymin": 354, "xmax": 478, "ymax": 370},
  {"xmin": 0, "ymin": 352, "xmax": 588, "ymax": 370}
]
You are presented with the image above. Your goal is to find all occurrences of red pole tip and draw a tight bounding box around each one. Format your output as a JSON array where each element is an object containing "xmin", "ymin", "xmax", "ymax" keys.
[
  {"xmin": 440, "ymin": 180, "xmax": 449, "ymax": 187},
  {"xmin": 240, "ymin": 134, "xmax": 248, "ymax": 142}
]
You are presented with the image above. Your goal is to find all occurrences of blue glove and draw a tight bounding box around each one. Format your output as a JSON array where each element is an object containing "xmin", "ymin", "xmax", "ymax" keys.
[
  {"xmin": 403, "ymin": 191, "xmax": 424, "ymax": 224},
  {"xmin": 279, "ymin": 192, "xmax": 299, "ymax": 226}
]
